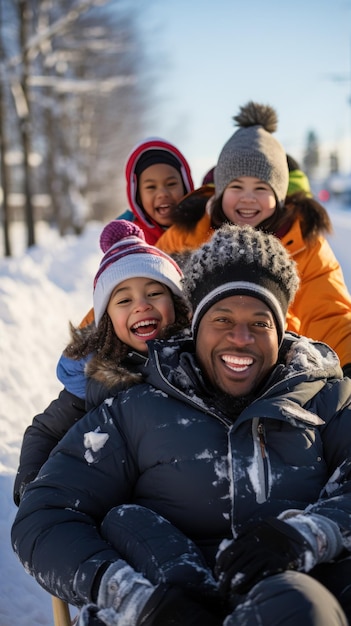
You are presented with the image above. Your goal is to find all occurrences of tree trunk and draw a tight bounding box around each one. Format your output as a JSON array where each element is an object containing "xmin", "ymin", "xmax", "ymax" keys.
[
  {"xmin": 18, "ymin": 0, "xmax": 35, "ymax": 247},
  {"xmin": 0, "ymin": 2, "xmax": 11, "ymax": 256}
]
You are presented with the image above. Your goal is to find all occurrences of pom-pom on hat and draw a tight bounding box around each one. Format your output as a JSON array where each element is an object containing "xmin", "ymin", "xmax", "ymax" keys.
[
  {"xmin": 93, "ymin": 220, "xmax": 184, "ymax": 326},
  {"xmin": 182, "ymin": 223, "xmax": 299, "ymax": 345},
  {"xmin": 214, "ymin": 102, "xmax": 289, "ymax": 206}
]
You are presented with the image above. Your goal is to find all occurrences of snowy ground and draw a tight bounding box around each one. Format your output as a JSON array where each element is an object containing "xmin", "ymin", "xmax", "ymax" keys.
[{"xmin": 1, "ymin": 204, "xmax": 351, "ymax": 625}]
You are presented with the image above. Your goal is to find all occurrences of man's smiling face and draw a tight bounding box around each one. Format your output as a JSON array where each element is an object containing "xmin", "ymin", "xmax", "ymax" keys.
[{"xmin": 195, "ymin": 294, "xmax": 279, "ymax": 397}]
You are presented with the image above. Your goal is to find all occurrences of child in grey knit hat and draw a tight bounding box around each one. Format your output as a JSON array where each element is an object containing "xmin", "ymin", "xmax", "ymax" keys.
[
  {"xmin": 210, "ymin": 101, "xmax": 299, "ymax": 231},
  {"xmin": 213, "ymin": 101, "xmax": 288, "ymax": 208},
  {"xmin": 156, "ymin": 101, "xmax": 351, "ymax": 377}
]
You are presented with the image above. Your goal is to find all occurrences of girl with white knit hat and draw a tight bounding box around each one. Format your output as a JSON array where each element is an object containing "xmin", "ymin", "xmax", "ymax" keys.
[{"xmin": 13, "ymin": 220, "xmax": 190, "ymax": 506}]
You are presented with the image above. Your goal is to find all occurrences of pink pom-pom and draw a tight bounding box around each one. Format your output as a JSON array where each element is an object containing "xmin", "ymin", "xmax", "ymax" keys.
[{"xmin": 100, "ymin": 220, "xmax": 145, "ymax": 252}]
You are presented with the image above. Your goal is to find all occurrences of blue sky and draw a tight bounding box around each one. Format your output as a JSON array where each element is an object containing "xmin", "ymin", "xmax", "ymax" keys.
[{"xmin": 139, "ymin": 0, "xmax": 351, "ymax": 186}]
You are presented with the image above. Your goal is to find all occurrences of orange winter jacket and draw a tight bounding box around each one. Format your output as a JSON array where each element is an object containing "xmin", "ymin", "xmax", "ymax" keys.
[
  {"xmin": 79, "ymin": 307, "xmax": 95, "ymax": 328},
  {"xmin": 156, "ymin": 213, "xmax": 351, "ymax": 368},
  {"xmin": 156, "ymin": 212, "xmax": 214, "ymax": 255},
  {"xmin": 281, "ymin": 219, "xmax": 351, "ymax": 368}
]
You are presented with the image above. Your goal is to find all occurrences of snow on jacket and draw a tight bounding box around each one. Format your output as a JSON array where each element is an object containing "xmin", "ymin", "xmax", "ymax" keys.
[
  {"xmin": 11, "ymin": 332, "xmax": 351, "ymax": 607},
  {"xmin": 157, "ymin": 212, "xmax": 351, "ymax": 368},
  {"xmin": 124, "ymin": 137, "xmax": 194, "ymax": 245},
  {"xmin": 13, "ymin": 350, "xmax": 146, "ymax": 506}
]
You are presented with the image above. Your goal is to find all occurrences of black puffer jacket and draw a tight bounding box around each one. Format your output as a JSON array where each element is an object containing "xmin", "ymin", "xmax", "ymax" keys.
[
  {"xmin": 13, "ymin": 351, "xmax": 146, "ymax": 505},
  {"xmin": 11, "ymin": 333, "xmax": 351, "ymax": 607}
]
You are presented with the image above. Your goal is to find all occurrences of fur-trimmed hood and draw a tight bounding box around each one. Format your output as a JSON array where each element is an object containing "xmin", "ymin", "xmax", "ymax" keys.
[
  {"xmin": 58, "ymin": 342, "xmax": 147, "ymax": 406},
  {"xmin": 85, "ymin": 350, "xmax": 147, "ymax": 409}
]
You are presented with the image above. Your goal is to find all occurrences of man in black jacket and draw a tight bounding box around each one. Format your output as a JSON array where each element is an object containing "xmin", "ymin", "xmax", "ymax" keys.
[{"xmin": 12, "ymin": 225, "xmax": 351, "ymax": 626}]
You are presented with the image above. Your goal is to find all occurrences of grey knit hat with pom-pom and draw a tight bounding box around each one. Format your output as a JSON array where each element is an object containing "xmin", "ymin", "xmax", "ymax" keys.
[
  {"xmin": 182, "ymin": 223, "xmax": 299, "ymax": 345},
  {"xmin": 93, "ymin": 220, "xmax": 183, "ymax": 325},
  {"xmin": 214, "ymin": 101, "xmax": 289, "ymax": 206}
]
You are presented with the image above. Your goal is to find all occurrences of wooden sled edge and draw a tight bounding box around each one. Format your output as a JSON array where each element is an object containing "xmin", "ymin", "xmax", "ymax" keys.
[{"xmin": 52, "ymin": 595, "xmax": 72, "ymax": 626}]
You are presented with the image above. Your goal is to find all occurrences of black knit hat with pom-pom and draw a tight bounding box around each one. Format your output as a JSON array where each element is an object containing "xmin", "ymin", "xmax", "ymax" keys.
[
  {"xmin": 182, "ymin": 223, "xmax": 299, "ymax": 345},
  {"xmin": 214, "ymin": 101, "xmax": 289, "ymax": 206},
  {"xmin": 93, "ymin": 220, "xmax": 183, "ymax": 325}
]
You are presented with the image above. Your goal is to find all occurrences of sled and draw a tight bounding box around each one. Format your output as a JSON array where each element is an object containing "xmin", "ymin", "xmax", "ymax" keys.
[{"xmin": 52, "ymin": 595, "xmax": 72, "ymax": 626}]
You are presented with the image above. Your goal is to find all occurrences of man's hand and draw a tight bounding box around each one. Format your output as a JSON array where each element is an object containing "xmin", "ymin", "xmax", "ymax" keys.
[{"xmin": 215, "ymin": 517, "xmax": 311, "ymax": 596}]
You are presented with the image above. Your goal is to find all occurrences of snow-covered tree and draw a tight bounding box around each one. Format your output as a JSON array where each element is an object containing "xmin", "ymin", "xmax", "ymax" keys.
[{"xmin": 0, "ymin": 0, "xmax": 156, "ymax": 253}]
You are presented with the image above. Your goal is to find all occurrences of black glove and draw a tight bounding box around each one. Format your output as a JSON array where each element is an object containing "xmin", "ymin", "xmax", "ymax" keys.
[{"xmin": 215, "ymin": 517, "xmax": 311, "ymax": 596}]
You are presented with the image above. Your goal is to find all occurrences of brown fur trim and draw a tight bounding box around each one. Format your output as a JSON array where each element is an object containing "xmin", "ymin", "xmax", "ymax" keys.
[
  {"xmin": 169, "ymin": 185, "xmax": 214, "ymax": 230},
  {"xmin": 85, "ymin": 357, "xmax": 142, "ymax": 390},
  {"xmin": 284, "ymin": 192, "xmax": 333, "ymax": 242}
]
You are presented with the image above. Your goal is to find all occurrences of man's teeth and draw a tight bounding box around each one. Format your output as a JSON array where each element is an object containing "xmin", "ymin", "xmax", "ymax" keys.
[{"xmin": 222, "ymin": 355, "xmax": 253, "ymax": 370}]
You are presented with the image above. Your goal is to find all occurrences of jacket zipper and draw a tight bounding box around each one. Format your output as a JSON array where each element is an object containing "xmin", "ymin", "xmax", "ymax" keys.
[
  {"xmin": 253, "ymin": 418, "xmax": 269, "ymax": 503},
  {"xmin": 257, "ymin": 422, "xmax": 266, "ymax": 458}
]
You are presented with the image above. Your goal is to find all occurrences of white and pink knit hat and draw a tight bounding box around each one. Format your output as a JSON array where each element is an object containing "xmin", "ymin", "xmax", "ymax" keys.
[{"xmin": 93, "ymin": 220, "xmax": 183, "ymax": 325}]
